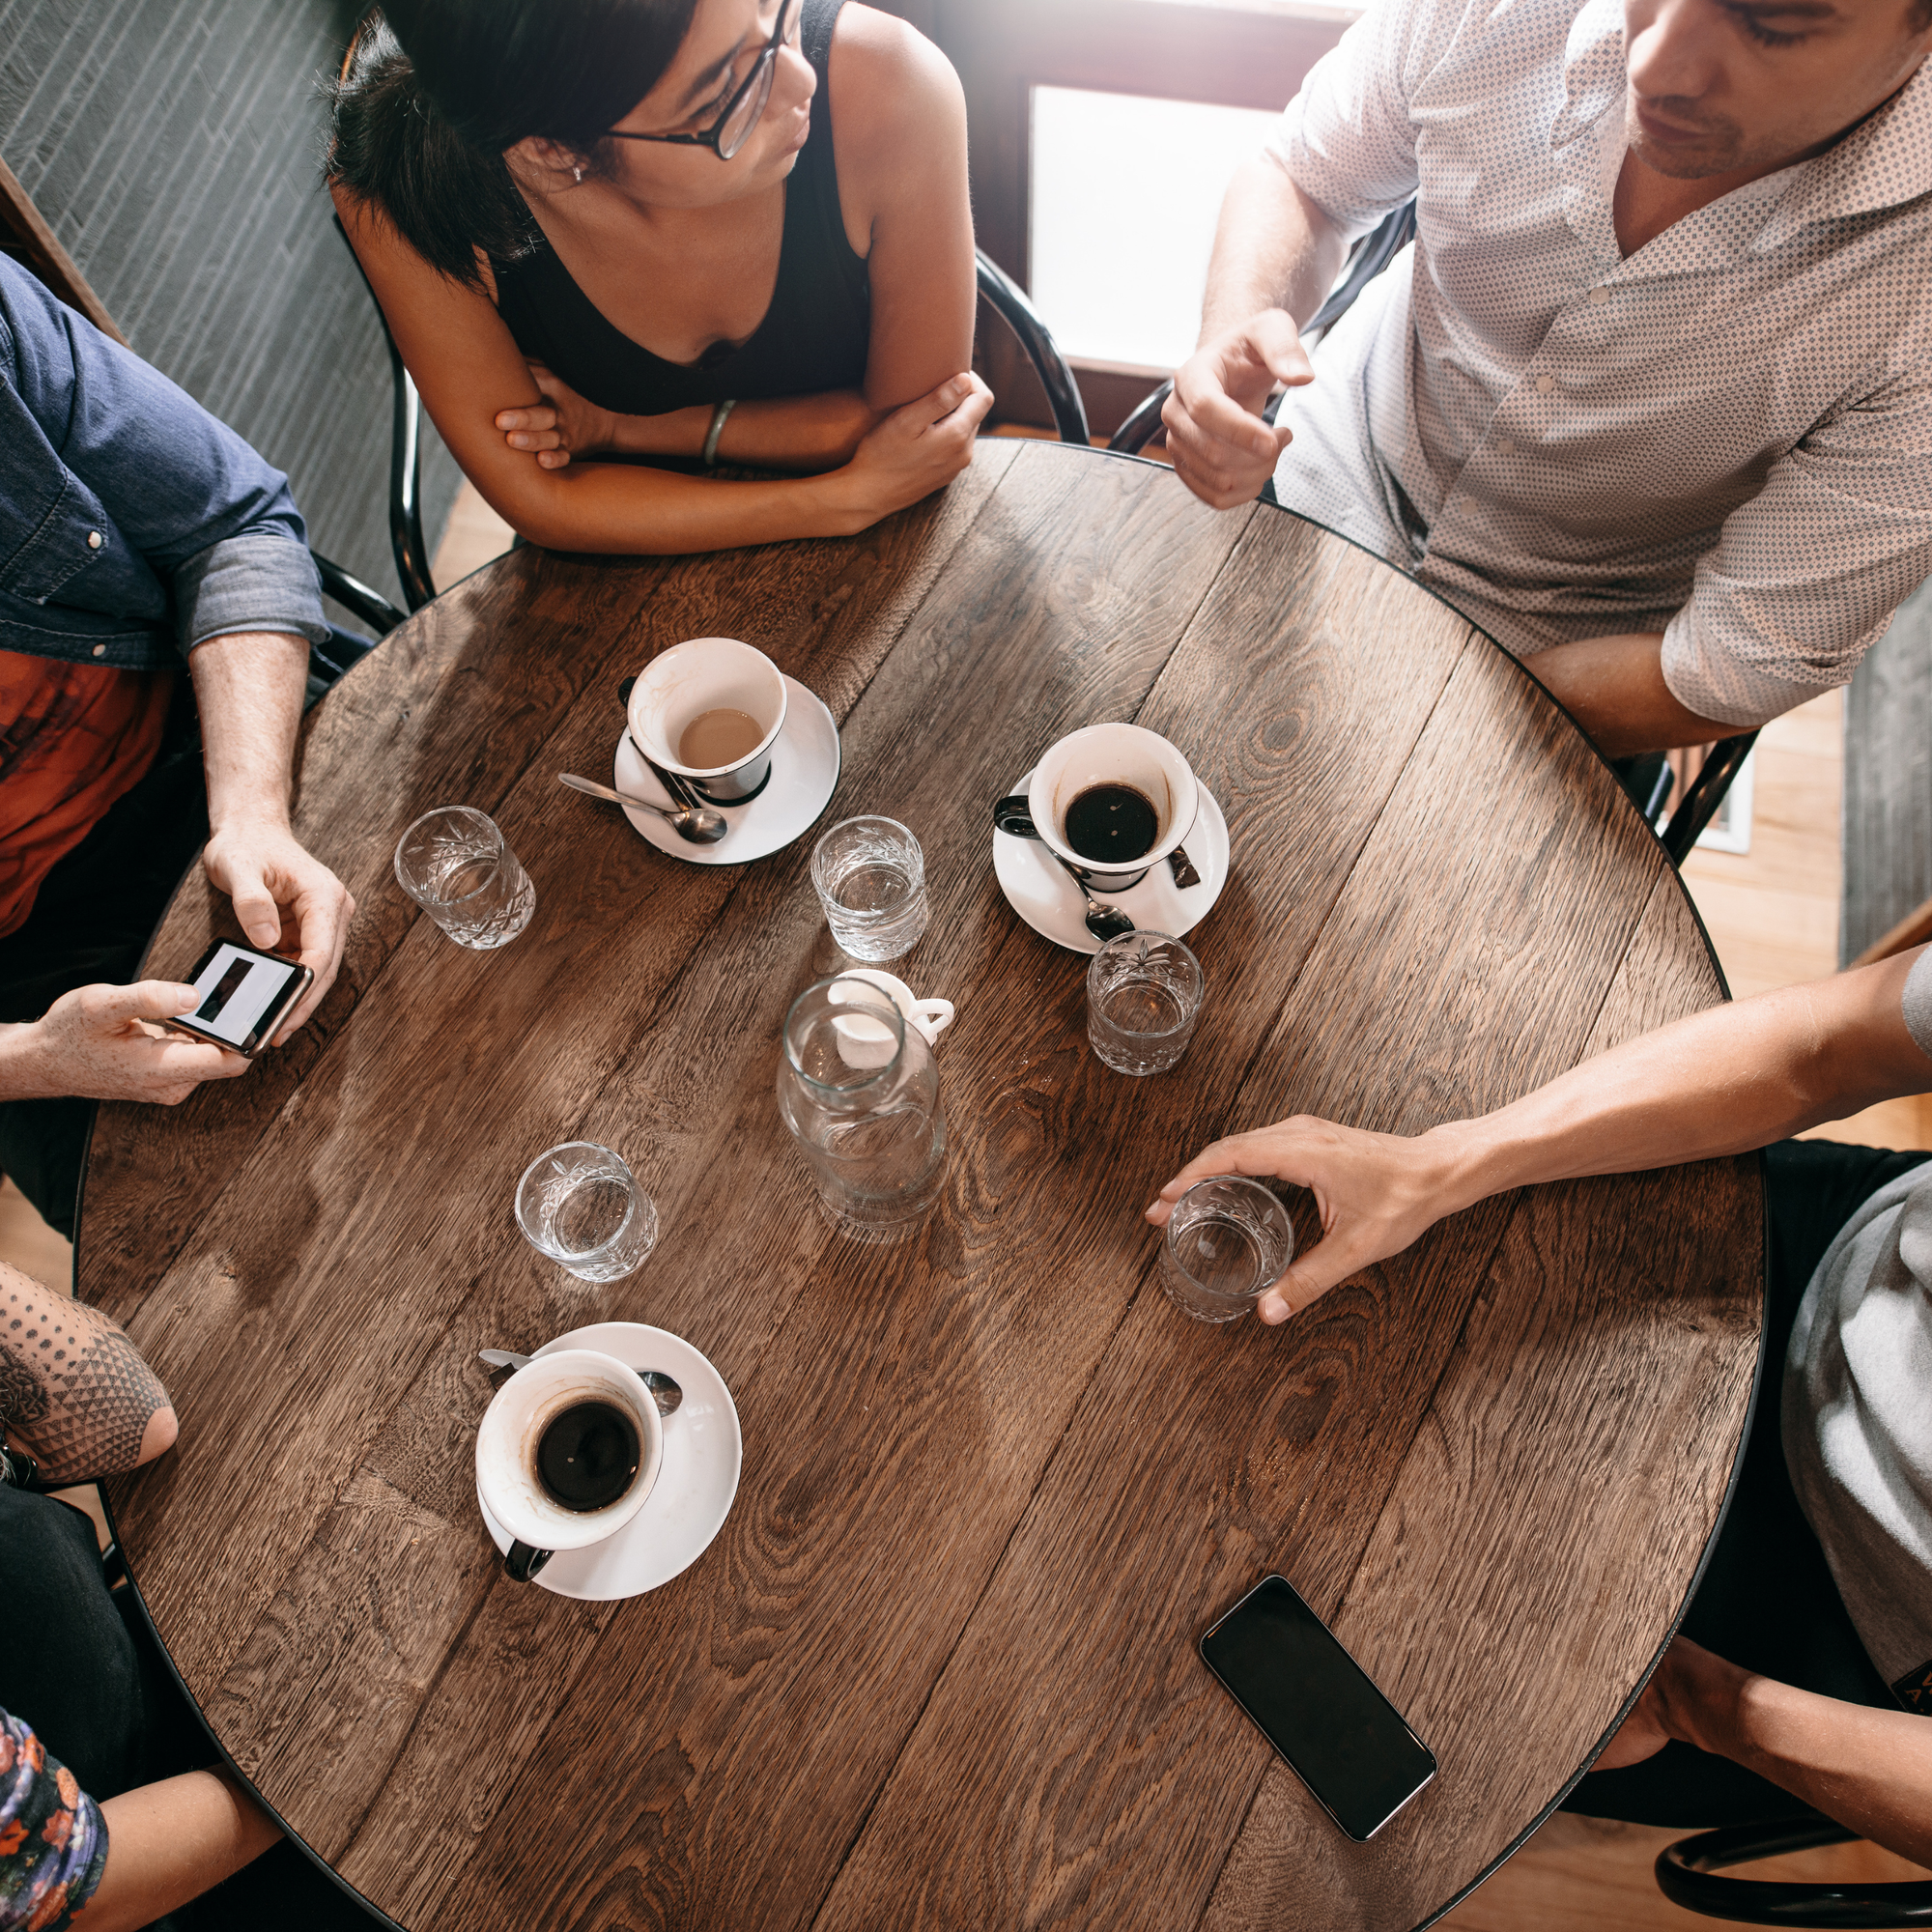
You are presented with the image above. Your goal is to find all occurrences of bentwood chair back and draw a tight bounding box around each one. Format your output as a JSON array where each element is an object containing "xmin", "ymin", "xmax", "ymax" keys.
[
  {"xmin": 975, "ymin": 248, "xmax": 1092, "ymax": 446},
  {"xmin": 1656, "ymin": 1817, "xmax": 1932, "ymax": 1925}
]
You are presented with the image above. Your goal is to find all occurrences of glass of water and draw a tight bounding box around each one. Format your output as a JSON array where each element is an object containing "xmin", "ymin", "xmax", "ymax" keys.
[
  {"xmin": 394, "ymin": 806, "xmax": 536, "ymax": 950},
  {"xmin": 1086, "ymin": 931, "xmax": 1203, "ymax": 1075},
  {"xmin": 515, "ymin": 1142, "xmax": 659, "ymax": 1282},
  {"xmin": 810, "ymin": 816, "xmax": 928, "ymax": 962},
  {"xmin": 1160, "ymin": 1175, "xmax": 1294, "ymax": 1322}
]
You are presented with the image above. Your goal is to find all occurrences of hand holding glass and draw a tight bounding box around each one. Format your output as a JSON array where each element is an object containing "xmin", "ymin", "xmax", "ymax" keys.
[{"xmin": 1159, "ymin": 1175, "xmax": 1293, "ymax": 1322}]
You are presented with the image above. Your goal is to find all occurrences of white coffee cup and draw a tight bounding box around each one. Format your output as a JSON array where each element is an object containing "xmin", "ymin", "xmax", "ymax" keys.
[
  {"xmin": 1025, "ymin": 724, "xmax": 1199, "ymax": 893},
  {"xmin": 826, "ymin": 969, "xmax": 954, "ymax": 1068},
  {"xmin": 475, "ymin": 1349, "xmax": 663, "ymax": 1582},
  {"xmin": 627, "ymin": 638, "xmax": 787, "ymax": 804}
]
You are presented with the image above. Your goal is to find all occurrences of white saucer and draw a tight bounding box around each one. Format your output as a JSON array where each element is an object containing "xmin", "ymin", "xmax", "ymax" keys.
[
  {"xmin": 612, "ymin": 673, "xmax": 839, "ymax": 866},
  {"xmin": 992, "ymin": 768, "xmax": 1230, "ymax": 954},
  {"xmin": 478, "ymin": 1321, "xmax": 741, "ymax": 1603}
]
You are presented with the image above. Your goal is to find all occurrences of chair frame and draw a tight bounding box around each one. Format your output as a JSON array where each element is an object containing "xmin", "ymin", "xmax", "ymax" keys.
[
  {"xmin": 977, "ymin": 248, "xmax": 1091, "ymax": 446},
  {"xmin": 1657, "ymin": 1818, "xmax": 1932, "ymax": 1926}
]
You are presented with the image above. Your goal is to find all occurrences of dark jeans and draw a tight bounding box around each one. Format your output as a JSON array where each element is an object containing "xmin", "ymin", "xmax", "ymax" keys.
[
  {"xmin": 0, "ymin": 690, "xmax": 210, "ymax": 1241},
  {"xmin": 0, "ymin": 1483, "xmax": 383, "ymax": 1929},
  {"xmin": 1565, "ymin": 1137, "xmax": 1926, "ymax": 1828}
]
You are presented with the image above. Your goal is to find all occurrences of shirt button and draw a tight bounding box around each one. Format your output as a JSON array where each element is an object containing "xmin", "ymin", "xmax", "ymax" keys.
[
  {"xmin": 1535, "ymin": 374, "xmax": 1555, "ymax": 394},
  {"xmin": 1589, "ymin": 287, "xmax": 1611, "ymax": 304},
  {"xmin": 92, "ymin": 643, "xmax": 106, "ymax": 657},
  {"xmin": 1497, "ymin": 439, "xmax": 1516, "ymax": 456},
  {"xmin": 86, "ymin": 530, "xmax": 103, "ymax": 549}
]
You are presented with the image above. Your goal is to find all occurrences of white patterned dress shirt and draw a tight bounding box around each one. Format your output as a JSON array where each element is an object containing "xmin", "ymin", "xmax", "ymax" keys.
[{"xmin": 1264, "ymin": 0, "xmax": 1932, "ymax": 725}]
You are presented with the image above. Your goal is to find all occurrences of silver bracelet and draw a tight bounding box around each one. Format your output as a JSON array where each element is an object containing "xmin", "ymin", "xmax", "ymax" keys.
[{"xmin": 701, "ymin": 398, "xmax": 737, "ymax": 469}]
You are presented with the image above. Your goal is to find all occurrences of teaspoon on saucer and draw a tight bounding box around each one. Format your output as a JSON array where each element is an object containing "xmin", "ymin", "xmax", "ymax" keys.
[
  {"xmin": 1054, "ymin": 855, "xmax": 1136, "ymax": 943},
  {"xmin": 557, "ymin": 772, "xmax": 727, "ymax": 845}
]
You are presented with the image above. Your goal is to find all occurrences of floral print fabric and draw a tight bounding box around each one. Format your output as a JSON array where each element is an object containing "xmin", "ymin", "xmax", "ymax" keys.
[{"xmin": 0, "ymin": 1709, "xmax": 105, "ymax": 1931}]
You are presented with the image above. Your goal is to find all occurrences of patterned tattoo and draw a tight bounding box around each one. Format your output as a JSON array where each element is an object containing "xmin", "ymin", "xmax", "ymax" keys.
[{"xmin": 0, "ymin": 1264, "xmax": 171, "ymax": 1482}]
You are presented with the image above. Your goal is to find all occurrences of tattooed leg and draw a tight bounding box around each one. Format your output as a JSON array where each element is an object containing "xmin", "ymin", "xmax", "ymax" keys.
[{"xmin": 0, "ymin": 1261, "xmax": 176, "ymax": 1480}]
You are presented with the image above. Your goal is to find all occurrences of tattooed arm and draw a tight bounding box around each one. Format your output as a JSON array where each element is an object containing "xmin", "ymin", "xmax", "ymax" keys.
[{"xmin": 0, "ymin": 1263, "xmax": 177, "ymax": 1482}]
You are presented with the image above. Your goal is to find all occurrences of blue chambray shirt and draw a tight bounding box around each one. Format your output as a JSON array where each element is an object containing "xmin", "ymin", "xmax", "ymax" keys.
[{"xmin": 0, "ymin": 254, "xmax": 327, "ymax": 672}]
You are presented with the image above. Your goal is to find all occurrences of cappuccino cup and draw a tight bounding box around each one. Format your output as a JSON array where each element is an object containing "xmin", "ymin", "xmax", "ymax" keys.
[
  {"xmin": 994, "ymin": 723, "xmax": 1199, "ymax": 893},
  {"xmin": 475, "ymin": 1349, "xmax": 663, "ymax": 1582},
  {"xmin": 627, "ymin": 638, "xmax": 787, "ymax": 805}
]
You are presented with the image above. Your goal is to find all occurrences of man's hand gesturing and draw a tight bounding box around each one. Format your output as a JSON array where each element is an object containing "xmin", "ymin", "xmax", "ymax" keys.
[{"xmin": 1161, "ymin": 309, "xmax": 1313, "ymax": 510}]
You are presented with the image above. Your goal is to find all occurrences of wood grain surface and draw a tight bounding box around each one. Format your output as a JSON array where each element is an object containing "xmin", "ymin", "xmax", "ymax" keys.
[{"xmin": 82, "ymin": 442, "xmax": 1761, "ymax": 1932}]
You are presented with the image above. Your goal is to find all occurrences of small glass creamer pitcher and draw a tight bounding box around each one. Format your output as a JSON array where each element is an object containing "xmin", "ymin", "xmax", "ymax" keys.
[{"xmin": 776, "ymin": 977, "xmax": 947, "ymax": 1241}]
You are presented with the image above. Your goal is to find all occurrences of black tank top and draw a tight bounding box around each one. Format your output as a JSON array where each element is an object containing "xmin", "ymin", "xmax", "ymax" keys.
[{"xmin": 490, "ymin": 0, "xmax": 869, "ymax": 417}]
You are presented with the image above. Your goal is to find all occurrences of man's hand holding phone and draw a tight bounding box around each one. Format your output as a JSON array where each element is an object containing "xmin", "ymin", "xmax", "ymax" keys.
[
  {"xmin": 0, "ymin": 981, "xmax": 251, "ymax": 1106},
  {"xmin": 199, "ymin": 820, "xmax": 354, "ymax": 1041}
]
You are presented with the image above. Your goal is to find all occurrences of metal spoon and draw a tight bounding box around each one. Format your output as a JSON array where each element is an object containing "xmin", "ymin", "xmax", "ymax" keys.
[
  {"xmin": 557, "ymin": 772, "xmax": 727, "ymax": 845},
  {"xmin": 1055, "ymin": 854, "xmax": 1135, "ymax": 943},
  {"xmin": 478, "ymin": 1349, "xmax": 684, "ymax": 1417}
]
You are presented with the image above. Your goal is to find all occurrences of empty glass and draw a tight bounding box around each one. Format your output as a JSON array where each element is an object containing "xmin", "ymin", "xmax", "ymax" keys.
[
  {"xmin": 515, "ymin": 1142, "xmax": 659, "ymax": 1282},
  {"xmin": 395, "ymin": 806, "xmax": 536, "ymax": 950},
  {"xmin": 1086, "ymin": 931, "xmax": 1203, "ymax": 1075},
  {"xmin": 776, "ymin": 977, "xmax": 947, "ymax": 1241},
  {"xmin": 810, "ymin": 816, "xmax": 928, "ymax": 961},
  {"xmin": 1159, "ymin": 1175, "xmax": 1294, "ymax": 1322}
]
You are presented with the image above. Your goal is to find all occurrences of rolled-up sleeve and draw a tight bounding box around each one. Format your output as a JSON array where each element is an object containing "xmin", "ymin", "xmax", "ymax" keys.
[
  {"xmin": 173, "ymin": 532, "xmax": 326, "ymax": 653},
  {"xmin": 1264, "ymin": 0, "xmax": 1435, "ymax": 241},
  {"xmin": 1662, "ymin": 364, "xmax": 1932, "ymax": 726}
]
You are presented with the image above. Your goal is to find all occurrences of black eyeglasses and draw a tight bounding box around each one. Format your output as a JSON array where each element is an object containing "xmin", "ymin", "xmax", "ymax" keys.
[{"xmin": 606, "ymin": 0, "xmax": 802, "ymax": 162}]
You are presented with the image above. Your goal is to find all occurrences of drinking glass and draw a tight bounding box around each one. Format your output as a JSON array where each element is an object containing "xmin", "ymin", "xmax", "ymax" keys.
[
  {"xmin": 515, "ymin": 1142, "xmax": 659, "ymax": 1282},
  {"xmin": 1159, "ymin": 1175, "xmax": 1294, "ymax": 1322},
  {"xmin": 1086, "ymin": 931, "xmax": 1203, "ymax": 1075},
  {"xmin": 394, "ymin": 806, "xmax": 536, "ymax": 950},
  {"xmin": 810, "ymin": 816, "xmax": 928, "ymax": 961}
]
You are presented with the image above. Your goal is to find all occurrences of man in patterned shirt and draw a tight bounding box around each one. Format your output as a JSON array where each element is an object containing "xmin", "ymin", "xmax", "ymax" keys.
[{"xmin": 1163, "ymin": 0, "xmax": 1932, "ymax": 755}]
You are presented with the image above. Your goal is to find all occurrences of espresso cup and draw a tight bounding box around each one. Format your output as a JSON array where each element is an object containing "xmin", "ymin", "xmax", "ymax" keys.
[
  {"xmin": 475, "ymin": 1348, "xmax": 664, "ymax": 1582},
  {"xmin": 996, "ymin": 724, "xmax": 1199, "ymax": 892},
  {"xmin": 626, "ymin": 638, "xmax": 787, "ymax": 805},
  {"xmin": 826, "ymin": 968, "xmax": 954, "ymax": 1069}
]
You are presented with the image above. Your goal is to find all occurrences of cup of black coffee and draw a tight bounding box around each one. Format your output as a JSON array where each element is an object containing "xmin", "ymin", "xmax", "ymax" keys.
[
  {"xmin": 996, "ymin": 723, "xmax": 1199, "ymax": 893},
  {"xmin": 474, "ymin": 1349, "xmax": 664, "ymax": 1582}
]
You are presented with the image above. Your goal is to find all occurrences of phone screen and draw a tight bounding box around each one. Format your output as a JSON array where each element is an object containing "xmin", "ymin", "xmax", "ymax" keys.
[
  {"xmin": 173, "ymin": 942, "xmax": 307, "ymax": 1052},
  {"xmin": 1200, "ymin": 1574, "xmax": 1436, "ymax": 1841}
]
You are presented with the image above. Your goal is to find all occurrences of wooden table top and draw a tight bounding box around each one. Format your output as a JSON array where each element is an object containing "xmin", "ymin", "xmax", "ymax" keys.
[{"xmin": 83, "ymin": 440, "xmax": 1763, "ymax": 1932}]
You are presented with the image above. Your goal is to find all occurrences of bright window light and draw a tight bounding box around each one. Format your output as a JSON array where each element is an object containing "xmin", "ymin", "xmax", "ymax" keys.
[{"xmin": 1028, "ymin": 86, "xmax": 1286, "ymax": 371}]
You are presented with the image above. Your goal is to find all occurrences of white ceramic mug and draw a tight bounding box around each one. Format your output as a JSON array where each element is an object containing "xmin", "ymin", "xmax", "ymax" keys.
[
  {"xmin": 826, "ymin": 969, "xmax": 954, "ymax": 1068},
  {"xmin": 475, "ymin": 1349, "xmax": 663, "ymax": 1582},
  {"xmin": 627, "ymin": 638, "xmax": 787, "ymax": 804},
  {"xmin": 1012, "ymin": 723, "xmax": 1200, "ymax": 892}
]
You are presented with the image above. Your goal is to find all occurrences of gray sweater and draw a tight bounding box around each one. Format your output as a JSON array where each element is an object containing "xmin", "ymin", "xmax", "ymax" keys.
[{"xmin": 1783, "ymin": 947, "xmax": 1932, "ymax": 1702}]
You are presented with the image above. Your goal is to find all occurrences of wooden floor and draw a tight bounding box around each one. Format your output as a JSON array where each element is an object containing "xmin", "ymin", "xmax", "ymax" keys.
[{"xmin": 4, "ymin": 482, "xmax": 1923, "ymax": 1925}]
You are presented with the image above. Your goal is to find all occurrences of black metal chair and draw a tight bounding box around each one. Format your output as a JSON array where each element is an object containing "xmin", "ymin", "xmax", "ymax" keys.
[
  {"xmin": 1656, "ymin": 1817, "xmax": 1932, "ymax": 1925},
  {"xmin": 332, "ymin": 213, "xmax": 436, "ymax": 614},
  {"xmin": 975, "ymin": 248, "xmax": 1090, "ymax": 446}
]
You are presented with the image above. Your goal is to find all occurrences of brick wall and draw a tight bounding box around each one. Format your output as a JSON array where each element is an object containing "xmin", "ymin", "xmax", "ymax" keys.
[{"xmin": 0, "ymin": 0, "xmax": 461, "ymax": 617}]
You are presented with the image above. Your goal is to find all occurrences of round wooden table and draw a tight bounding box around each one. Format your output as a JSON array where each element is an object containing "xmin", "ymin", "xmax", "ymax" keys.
[{"xmin": 82, "ymin": 440, "xmax": 1762, "ymax": 1932}]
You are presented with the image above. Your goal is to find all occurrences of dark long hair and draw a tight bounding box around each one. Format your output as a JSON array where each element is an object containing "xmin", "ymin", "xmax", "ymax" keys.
[{"xmin": 327, "ymin": 0, "xmax": 701, "ymax": 286}]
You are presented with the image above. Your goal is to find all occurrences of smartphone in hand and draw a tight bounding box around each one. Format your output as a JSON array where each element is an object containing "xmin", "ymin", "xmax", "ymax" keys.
[{"xmin": 165, "ymin": 940, "xmax": 314, "ymax": 1057}]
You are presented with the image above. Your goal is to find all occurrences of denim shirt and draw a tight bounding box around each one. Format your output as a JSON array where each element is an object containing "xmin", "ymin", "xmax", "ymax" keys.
[{"xmin": 0, "ymin": 254, "xmax": 326, "ymax": 671}]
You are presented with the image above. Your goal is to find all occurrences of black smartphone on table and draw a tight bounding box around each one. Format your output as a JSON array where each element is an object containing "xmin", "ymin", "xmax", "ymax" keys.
[
  {"xmin": 1200, "ymin": 1573, "xmax": 1437, "ymax": 1841},
  {"xmin": 164, "ymin": 939, "xmax": 313, "ymax": 1056}
]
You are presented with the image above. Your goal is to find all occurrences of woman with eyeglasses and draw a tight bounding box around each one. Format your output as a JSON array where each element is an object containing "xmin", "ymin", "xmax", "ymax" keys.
[{"xmin": 329, "ymin": 0, "xmax": 989, "ymax": 555}]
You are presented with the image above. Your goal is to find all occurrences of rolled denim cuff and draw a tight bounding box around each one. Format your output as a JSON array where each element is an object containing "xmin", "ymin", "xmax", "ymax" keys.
[{"xmin": 175, "ymin": 532, "xmax": 327, "ymax": 655}]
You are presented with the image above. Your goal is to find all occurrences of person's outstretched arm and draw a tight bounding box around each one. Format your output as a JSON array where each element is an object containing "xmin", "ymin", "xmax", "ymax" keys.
[
  {"xmin": 0, "ymin": 1260, "xmax": 176, "ymax": 1480},
  {"xmin": 1596, "ymin": 1634, "xmax": 1932, "ymax": 1866},
  {"xmin": 1148, "ymin": 947, "xmax": 1932, "ymax": 1321},
  {"xmin": 81, "ymin": 1769, "xmax": 283, "ymax": 1932}
]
